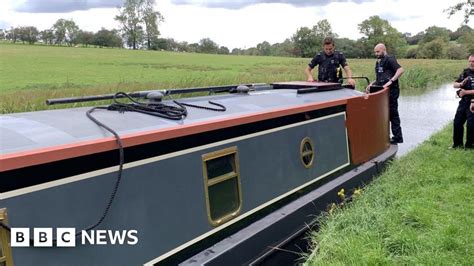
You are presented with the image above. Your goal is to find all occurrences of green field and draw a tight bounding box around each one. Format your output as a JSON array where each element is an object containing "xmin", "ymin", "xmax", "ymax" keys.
[
  {"xmin": 305, "ymin": 125, "xmax": 474, "ymax": 265},
  {"xmin": 0, "ymin": 43, "xmax": 468, "ymax": 113}
]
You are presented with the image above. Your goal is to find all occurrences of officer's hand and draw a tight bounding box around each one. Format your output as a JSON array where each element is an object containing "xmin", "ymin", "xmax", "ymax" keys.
[
  {"xmin": 470, "ymin": 102, "xmax": 474, "ymax": 113},
  {"xmin": 307, "ymin": 77, "xmax": 315, "ymax": 82},
  {"xmin": 365, "ymin": 85, "xmax": 371, "ymax": 94},
  {"xmin": 348, "ymin": 78, "xmax": 356, "ymax": 87},
  {"xmin": 461, "ymin": 77, "xmax": 469, "ymax": 86},
  {"xmin": 459, "ymin": 89, "xmax": 466, "ymax": 97},
  {"xmin": 383, "ymin": 80, "xmax": 393, "ymax": 88}
]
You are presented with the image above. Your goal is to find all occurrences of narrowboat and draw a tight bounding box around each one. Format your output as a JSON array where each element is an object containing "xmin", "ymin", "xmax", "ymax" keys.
[{"xmin": 0, "ymin": 81, "xmax": 396, "ymax": 265}]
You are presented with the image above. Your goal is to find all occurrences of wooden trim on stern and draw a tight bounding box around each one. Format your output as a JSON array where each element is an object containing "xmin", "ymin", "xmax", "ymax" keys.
[{"xmin": 346, "ymin": 88, "xmax": 390, "ymax": 164}]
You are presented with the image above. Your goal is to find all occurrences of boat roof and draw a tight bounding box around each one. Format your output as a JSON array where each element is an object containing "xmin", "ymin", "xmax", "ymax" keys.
[{"xmin": 0, "ymin": 84, "xmax": 364, "ymax": 171}]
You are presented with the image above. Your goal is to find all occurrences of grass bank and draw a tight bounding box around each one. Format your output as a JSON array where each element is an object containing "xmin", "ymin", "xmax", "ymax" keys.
[
  {"xmin": 305, "ymin": 125, "xmax": 474, "ymax": 265},
  {"xmin": 0, "ymin": 43, "xmax": 468, "ymax": 113}
]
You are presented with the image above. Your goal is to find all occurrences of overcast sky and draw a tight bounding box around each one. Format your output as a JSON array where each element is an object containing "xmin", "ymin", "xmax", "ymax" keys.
[{"xmin": 1, "ymin": 0, "xmax": 472, "ymax": 49}]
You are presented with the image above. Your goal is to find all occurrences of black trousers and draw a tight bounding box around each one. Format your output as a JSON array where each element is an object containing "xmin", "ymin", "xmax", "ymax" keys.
[
  {"xmin": 453, "ymin": 98, "xmax": 474, "ymax": 148},
  {"xmin": 389, "ymin": 86, "xmax": 403, "ymax": 141}
]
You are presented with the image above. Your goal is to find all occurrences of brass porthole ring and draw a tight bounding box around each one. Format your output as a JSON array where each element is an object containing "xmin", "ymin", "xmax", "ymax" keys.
[{"xmin": 300, "ymin": 137, "xmax": 315, "ymax": 169}]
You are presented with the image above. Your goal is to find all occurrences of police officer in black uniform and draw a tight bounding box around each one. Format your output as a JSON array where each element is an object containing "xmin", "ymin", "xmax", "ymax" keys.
[
  {"xmin": 452, "ymin": 54, "xmax": 474, "ymax": 149},
  {"xmin": 305, "ymin": 37, "xmax": 355, "ymax": 87},
  {"xmin": 367, "ymin": 43, "xmax": 405, "ymax": 144}
]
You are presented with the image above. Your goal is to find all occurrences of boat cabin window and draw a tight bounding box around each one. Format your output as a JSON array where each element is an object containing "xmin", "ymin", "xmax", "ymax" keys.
[
  {"xmin": 0, "ymin": 208, "xmax": 13, "ymax": 266},
  {"xmin": 202, "ymin": 147, "xmax": 242, "ymax": 227}
]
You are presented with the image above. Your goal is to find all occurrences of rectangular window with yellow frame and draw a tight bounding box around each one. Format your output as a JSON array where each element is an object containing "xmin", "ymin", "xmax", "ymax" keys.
[{"xmin": 202, "ymin": 147, "xmax": 242, "ymax": 227}]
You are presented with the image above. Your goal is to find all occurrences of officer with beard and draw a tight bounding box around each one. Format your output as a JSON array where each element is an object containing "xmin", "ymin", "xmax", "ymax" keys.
[
  {"xmin": 452, "ymin": 54, "xmax": 474, "ymax": 149},
  {"xmin": 305, "ymin": 37, "xmax": 356, "ymax": 87},
  {"xmin": 366, "ymin": 43, "xmax": 405, "ymax": 144}
]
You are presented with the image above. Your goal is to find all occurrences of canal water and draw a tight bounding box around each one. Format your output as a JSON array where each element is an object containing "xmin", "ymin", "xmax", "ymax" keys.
[{"xmin": 396, "ymin": 83, "xmax": 459, "ymax": 157}]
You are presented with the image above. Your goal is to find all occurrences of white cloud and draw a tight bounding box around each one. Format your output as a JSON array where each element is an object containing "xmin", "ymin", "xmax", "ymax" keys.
[
  {"xmin": 170, "ymin": 0, "xmax": 371, "ymax": 9},
  {"xmin": 14, "ymin": 0, "xmax": 122, "ymax": 13},
  {"xmin": 158, "ymin": 1, "xmax": 317, "ymax": 49},
  {"xmin": 0, "ymin": 0, "xmax": 120, "ymax": 32}
]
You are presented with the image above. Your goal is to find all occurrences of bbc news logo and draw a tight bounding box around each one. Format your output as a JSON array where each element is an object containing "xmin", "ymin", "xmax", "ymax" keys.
[{"xmin": 11, "ymin": 228, "xmax": 138, "ymax": 247}]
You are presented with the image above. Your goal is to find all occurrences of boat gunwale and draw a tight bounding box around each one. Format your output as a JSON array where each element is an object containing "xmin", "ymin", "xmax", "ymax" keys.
[{"xmin": 0, "ymin": 89, "xmax": 387, "ymax": 172}]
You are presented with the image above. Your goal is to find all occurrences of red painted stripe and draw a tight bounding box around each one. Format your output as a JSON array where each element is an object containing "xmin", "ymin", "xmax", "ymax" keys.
[{"xmin": 0, "ymin": 98, "xmax": 350, "ymax": 172}]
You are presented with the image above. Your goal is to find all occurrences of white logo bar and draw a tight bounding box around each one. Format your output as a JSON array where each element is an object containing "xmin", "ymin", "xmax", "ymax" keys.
[{"xmin": 10, "ymin": 228, "xmax": 138, "ymax": 247}]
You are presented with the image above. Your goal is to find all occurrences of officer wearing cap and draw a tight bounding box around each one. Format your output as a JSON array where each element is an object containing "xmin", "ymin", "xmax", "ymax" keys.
[
  {"xmin": 305, "ymin": 37, "xmax": 355, "ymax": 87},
  {"xmin": 366, "ymin": 43, "xmax": 405, "ymax": 144},
  {"xmin": 452, "ymin": 54, "xmax": 474, "ymax": 149}
]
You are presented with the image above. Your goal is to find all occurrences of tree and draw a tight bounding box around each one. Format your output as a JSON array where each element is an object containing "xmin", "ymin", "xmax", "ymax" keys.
[
  {"xmin": 270, "ymin": 39, "xmax": 296, "ymax": 57},
  {"xmin": 52, "ymin": 20, "xmax": 66, "ymax": 44},
  {"xmin": 417, "ymin": 38, "xmax": 448, "ymax": 59},
  {"xmin": 143, "ymin": 0, "xmax": 164, "ymax": 49},
  {"xmin": 15, "ymin": 27, "xmax": 26, "ymax": 44},
  {"xmin": 188, "ymin": 43, "xmax": 199, "ymax": 53},
  {"xmin": 151, "ymin": 38, "xmax": 185, "ymax": 51},
  {"xmin": 256, "ymin": 41, "xmax": 271, "ymax": 56},
  {"xmin": 77, "ymin": 31, "xmax": 94, "ymax": 47},
  {"xmin": 40, "ymin": 30, "xmax": 54, "ymax": 45},
  {"xmin": 404, "ymin": 31, "xmax": 425, "ymax": 45},
  {"xmin": 198, "ymin": 38, "xmax": 218, "ymax": 53},
  {"xmin": 446, "ymin": 43, "xmax": 468, "ymax": 59},
  {"xmin": 358, "ymin": 16, "xmax": 407, "ymax": 57},
  {"xmin": 450, "ymin": 25, "xmax": 473, "ymax": 40},
  {"xmin": 93, "ymin": 28, "xmax": 123, "ymax": 48},
  {"xmin": 244, "ymin": 47, "xmax": 259, "ymax": 56},
  {"xmin": 126, "ymin": 26, "xmax": 145, "ymax": 48},
  {"xmin": 52, "ymin": 19, "xmax": 79, "ymax": 46},
  {"xmin": 115, "ymin": 0, "xmax": 164, "ymax": 50},
  {"xmin": 291, "ymin": 19, "xmax": 337, "ymax": 58},
  {"xmin": 176, "ymin": 41, "xmax": 189, "ymax": 52},
  {"xmin": 312, "ymin": 19, "xmax": 337, "ymax": 39},
  {"xmin": 457, "ymin": 31, "xmax": 474, "ymax": 54},
  {"xmin": 335, "ymin": 38, "xmax": 363, "ymax": 58},
  {"xmin": 52, "ymin": 19, "xmax": 66, "ymax": 44},
  {"xmin": 416, "ymin": 26, "xmax": 452, "ymax": 59},
  {"xmin": 7, "ymin": 27, "xmax": 21, "ymax": 43},
  {"xmin": 18, "ymin": 26, "xmax": 39, "ymax": 44},
  {"xmin": 420, "ymin": 26, "xmax": 451, "ymax": 44},
  {"xmin": 150, "ymin": 38, "xmax": 169, "ymax": 50},
  {"xmin": 65, "ymin": 20, "xmax": 80, "ymax": 46},
  {"xmin": 445, "ymin": 0, "xmax": 473, "ymax": 24},
  {"xmin": 405, "ymin": 46, "xmax": 418, "ymax": 58},
  {"xmin": 231, "ymin": 48, "xmax": 243, "ymax": 55},
  {"xmin": 292, "ymin": 26, "xmax": 319, "ymax": 58},
  {"xmin": 0, "ymin": 29, "xmax": 5, "ymax": 40},
  {"xmin": 115, "ymin": 0, "xmax": 143, "ymax": 49},
  {"xmin": 217, "ymin": 46, "xmax": 229, "ymax": 54}
]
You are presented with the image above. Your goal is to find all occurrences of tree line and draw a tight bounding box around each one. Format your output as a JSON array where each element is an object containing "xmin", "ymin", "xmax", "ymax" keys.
[
  {"xmin": 0, "ymin": 0, "xmax": 472, "ymax": 59},
  {"xmin": 1, "ymin": 20, "xmax": 122, "ymax": 48}
]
